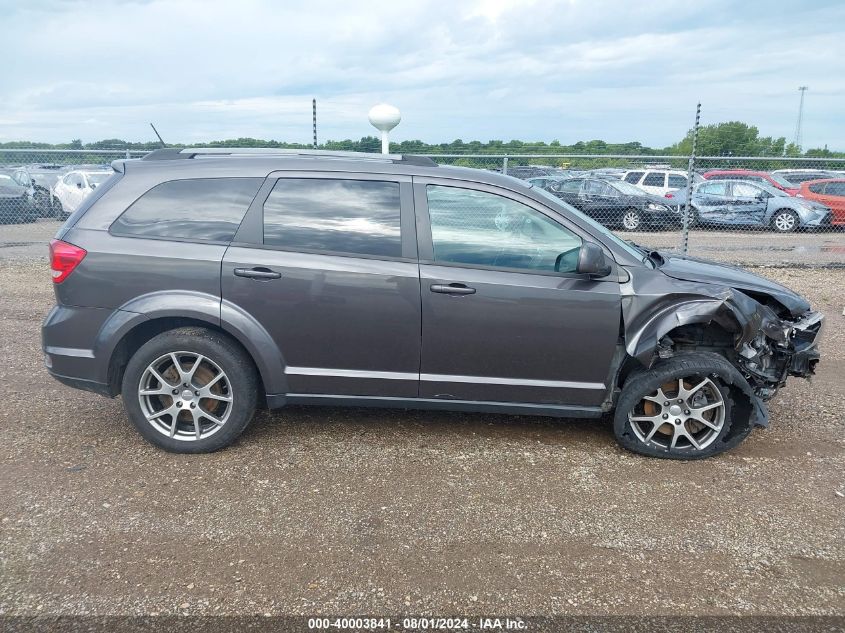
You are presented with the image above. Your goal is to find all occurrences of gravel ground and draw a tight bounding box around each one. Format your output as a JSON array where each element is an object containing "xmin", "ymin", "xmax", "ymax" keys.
[{"xmin": 0, "ymin": 247, "xmax": 843, "ymax": 618}]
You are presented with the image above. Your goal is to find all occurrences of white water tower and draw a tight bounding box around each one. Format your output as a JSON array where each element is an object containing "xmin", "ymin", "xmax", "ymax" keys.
[{"xmin": 368, "ymin": 104, "xmax": 401, "ymax": 154}]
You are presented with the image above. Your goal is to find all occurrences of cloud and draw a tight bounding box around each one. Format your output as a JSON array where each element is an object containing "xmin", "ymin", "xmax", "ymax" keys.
[{"xmin": 0, "ymin": 0, "xmax": 843, "ymax": 149}]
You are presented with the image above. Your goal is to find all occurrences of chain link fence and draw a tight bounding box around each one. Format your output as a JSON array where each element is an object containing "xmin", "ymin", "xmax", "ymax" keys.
[
  {"xmin": 429, "ymin": 153, "xmax": 845, "ymax": 267},
  {"xmin": 1, "ymin": 148, "xmax": 843, "ymax": 267}
]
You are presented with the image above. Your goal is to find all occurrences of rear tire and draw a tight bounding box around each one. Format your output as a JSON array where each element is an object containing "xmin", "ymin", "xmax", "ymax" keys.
[
  {"xmin": 613, "ymin": 352, "xmax": 752, "ymax": 460},
  {"xmin": 121, "ymin": 327, "xmax": 258, "ymax": 453}
]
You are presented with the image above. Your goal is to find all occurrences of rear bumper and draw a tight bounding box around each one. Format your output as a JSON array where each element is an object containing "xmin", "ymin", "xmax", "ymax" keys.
[
  {"xmin": 42, "ymin": 304, "xmax": 114, "ymax": 395},
  {"xmin": 47, "ymin": 370, "xmax": 112, "ymax": 397}
]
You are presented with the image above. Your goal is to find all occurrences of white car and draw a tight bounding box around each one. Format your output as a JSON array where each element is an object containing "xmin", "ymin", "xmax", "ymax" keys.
[
  {"xmin": 621, "ymin": 168, "xmax": 701, "ymax": 196},
  {"xmin": 52, "ymin": 170, "xmax": 112, "ymax": 217}
]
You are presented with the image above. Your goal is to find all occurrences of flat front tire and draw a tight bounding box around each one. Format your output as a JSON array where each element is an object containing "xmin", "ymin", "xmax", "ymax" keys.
[
  {"xmin": 613, "ymin": 353, "xmax": 753, "ymax": 460},
  {"xmin": 121, "ymin": 327, "xmax": 258, "ymax": 453}
]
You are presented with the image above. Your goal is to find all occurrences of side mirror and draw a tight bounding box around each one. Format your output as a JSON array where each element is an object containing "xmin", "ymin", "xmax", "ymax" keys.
[
  {"xmin": 576, "ymin": 242, "xmax": 612, "ymax": 277},
  {"xmin": 76, "ymin": 182, "xmax": 83, "ymax": 189}
]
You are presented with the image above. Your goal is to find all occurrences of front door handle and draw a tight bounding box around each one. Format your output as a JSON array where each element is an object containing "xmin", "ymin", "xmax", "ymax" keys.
[
  {"xmin": 234, "ymin": 267, "xmax": 281, "ymax": 280},
  {"xmin": 430, "ymin": 283, "xmax": 476, "ymax": 295}
]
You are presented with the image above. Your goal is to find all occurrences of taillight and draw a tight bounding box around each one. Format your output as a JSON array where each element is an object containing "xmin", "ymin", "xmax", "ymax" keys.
[
  {"xmin": 665, "ymin": 192, "xmax": 675, "ymax": 198},
  {"xmin": 50, "ymin": 239, "xmax": 86, "ymax": 283}
]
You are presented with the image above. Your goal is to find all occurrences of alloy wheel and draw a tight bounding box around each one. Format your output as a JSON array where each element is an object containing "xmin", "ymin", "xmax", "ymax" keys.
[
  {"xmin": 622, "ymin": 210, "xmax": 641, "ymax": 230},
  {"xmin": 137, "ymin": 351, "xmax": 233, "ymax": 441},
  {"xmin": 774, "ymin": 211, "xmax": 797, "ymax": 232},
  {"xmin": 628, "ymin": 376, "xmax": 725, "ymax": 451}
]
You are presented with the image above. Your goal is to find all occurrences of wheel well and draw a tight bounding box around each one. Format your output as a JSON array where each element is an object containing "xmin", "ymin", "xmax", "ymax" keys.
[
  {"xmin": 616, "ymin": 322, "xmax": 736, "ymax": 390},
  {"xmin": 106, "ymin": 317, "xmax": 266, "ymax": 405}
]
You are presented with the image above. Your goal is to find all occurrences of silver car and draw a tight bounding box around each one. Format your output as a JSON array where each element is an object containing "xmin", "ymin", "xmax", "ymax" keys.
[{"xmin": 687, "ymin": 180, "xmax": 832, "ymax": 232}]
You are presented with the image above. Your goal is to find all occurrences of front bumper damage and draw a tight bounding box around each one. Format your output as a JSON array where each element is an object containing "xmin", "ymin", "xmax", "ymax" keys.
[{"xmin": 621, "ymin": 272, "xmax": 824, "ymax": 427}]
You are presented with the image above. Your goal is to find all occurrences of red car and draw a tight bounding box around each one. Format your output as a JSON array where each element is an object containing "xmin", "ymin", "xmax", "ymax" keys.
[
  {"xmin": 701, "ymin": 170, "xmax": 800, "ymax": 196},
  {"xmin": 798, "ymin": 179, "xmax": 845, "ymax": 225}
]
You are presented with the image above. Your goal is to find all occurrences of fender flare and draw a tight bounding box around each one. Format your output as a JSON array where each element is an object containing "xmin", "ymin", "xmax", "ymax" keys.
[{"xmin": 93, "ymin": 290, "xmax": 287, "ymax": 396}]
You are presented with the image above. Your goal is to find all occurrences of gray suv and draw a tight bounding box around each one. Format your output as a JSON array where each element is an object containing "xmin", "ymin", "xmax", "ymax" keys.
[{"xmin": 42, "ymin": 148, "xmax": 824, "ymax": 459}]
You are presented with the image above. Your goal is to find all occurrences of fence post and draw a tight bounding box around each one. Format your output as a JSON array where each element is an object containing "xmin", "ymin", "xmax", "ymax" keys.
[
  {"xmin": 502, "ymin": 156, "xmax": 508, "ymax": 175},
  {"xmin": 681, "ymin": 103, "xmax": 701, "ymax": 255}
]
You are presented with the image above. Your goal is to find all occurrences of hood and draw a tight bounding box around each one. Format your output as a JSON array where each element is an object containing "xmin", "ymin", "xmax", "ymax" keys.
[{"xmin": 658, "ymin": 253, "xmax": 810, "ymax": 317}]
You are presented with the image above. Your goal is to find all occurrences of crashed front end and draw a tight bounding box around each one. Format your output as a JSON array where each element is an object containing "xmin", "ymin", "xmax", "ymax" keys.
[
  {"xmin": 736, "ymin": 306, "xmax": 823, "ymax": 399},
  {"xmin": 621, "ymin": 269, "xmax": 824, "ymax": 428}
]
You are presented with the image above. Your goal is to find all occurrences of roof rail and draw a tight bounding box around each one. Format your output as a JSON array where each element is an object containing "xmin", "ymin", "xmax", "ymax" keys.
[{"xmin": 141, "ymin": 147, "xmax": 437, "ymax": 166}]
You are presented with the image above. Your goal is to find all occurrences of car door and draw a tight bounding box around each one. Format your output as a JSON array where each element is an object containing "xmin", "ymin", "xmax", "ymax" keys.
[
  {"xmin": 728, "ymin": 182, "xmax": 768, "ymax": 225},
  {"xmin": 414, "ymin": 179, "xmax": 621, "ymax": 407},
  {"xmin": 694, "ymin": 181, "xmax": 729, "ymax": 223},
  {"xmin": 222, "ymin": 172, "xmax": 421, "ymax": 398}
]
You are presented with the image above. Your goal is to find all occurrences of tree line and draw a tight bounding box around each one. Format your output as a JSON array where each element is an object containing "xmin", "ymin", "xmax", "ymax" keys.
[{"xmin": 2, "ymin": 122, "xmax": 843, "ymax": 170}]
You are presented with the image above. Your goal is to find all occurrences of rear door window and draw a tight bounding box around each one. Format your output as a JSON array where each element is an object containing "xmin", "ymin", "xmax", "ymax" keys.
[
  {"xmin": 111, "ymin": 178, "xmax": 262, "ymax": 242},
  {"xmin": 731, "ymin": 182, "xmax": 762, "ymax": 198},
  {"xmin": 642, "ymin": 172, "xmax": 666, "ymax": 187},
  {"xmin": 624, "ymin": 171, "xmax": 644, "ymax": 184},
  {"xmin": 557, "ymin": 179, "xmax": 583, "ymax": 193},
  {"xmin": 262, "ymin": 178, "xmax": 402, "ymax": 258},
  {"xmin": 699, "ymin": 182, "xmax": 728, "ymax": 196}
]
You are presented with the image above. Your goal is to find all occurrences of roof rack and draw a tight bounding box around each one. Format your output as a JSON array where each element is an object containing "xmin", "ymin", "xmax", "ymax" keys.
[{"xmin": 141, "ymin": 147, "xmax": 437, "ymax": 166}]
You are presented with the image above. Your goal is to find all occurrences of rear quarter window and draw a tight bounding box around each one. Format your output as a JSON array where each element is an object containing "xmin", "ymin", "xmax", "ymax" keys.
[{"xmin": 110, "ymin": 178, "xmax": 263, "ymax": 242}]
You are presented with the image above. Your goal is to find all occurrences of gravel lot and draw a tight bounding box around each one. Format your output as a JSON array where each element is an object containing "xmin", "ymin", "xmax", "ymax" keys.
[{"xmin": 0, "ymin": 222, "xmax": 843, "ymax": 619}]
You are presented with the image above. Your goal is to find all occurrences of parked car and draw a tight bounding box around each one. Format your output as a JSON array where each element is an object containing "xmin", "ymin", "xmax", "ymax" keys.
[
  {"xmin": 26, "ymin": 164, "xmax": 68, "ymax": 217},
  {"xmin": 7, "ymin": 166, "xmax": 58, "ymax": 217},
  {"xmin": 771, "ymin": 169, "xmax": 838, "ymax": 186},
  {"xmin": 622, "ymin": 169, "xmax": 701, "ymax": 196},
  {"xmin": 52, "ymin": 169, "xmax": 114, "ymax": 217},
  {"xmin": 42, "ymin": 148, "xmax": 824, "ymax": 459},
  {"xmin": 546, "ymin": 176, "xmax": 679, "ymax": 230},
  {"xmin": 504, "ymin": 166, "xmax": 557, "ymax": 179},
  {"xmin": 525, "ymin": 176, "xmax": 567, "ymax": 188},
  {"xmin": 584, "ymin": 168, "xmax": 625, "ymax": 179},
  {"xmin": 0, "ymin": 169, "xmax": 37, "ymax": 224},
  {"xmin": 686, "ymin": 180, "xmax": 832, "ymax": 232},
  {"xmin": 702, "ymin": 170, "xmax": 799, "ymax": 196},
  {"xmin": 797, "ymin": 179, "xmax": 845, "ymax": 225}
]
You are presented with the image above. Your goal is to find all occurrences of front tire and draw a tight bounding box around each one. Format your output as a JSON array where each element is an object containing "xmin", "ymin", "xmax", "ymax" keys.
[
  {"xmin": 613, "ymin": 353, "xmax": 753, "ymax": 460},
  {"xmin": 621, "ymin": 208, "xmax": 642, "ymax": 231},
  {"xmin": 121, "ymin": 327, "xmax": 258, "ymax": 453},
  {"xmin": 771, "ymin": 209, "xmax": 798, "ymax": 233}
]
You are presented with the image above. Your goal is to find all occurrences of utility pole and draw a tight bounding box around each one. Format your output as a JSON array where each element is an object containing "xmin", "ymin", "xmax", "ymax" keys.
[
  {"xmin": 312, "ymin": 98, "xmax": 318, "ymax": 149},
  {"xmin": 793, "ymin": 86, "xmax": 808, "ymax": 151}
]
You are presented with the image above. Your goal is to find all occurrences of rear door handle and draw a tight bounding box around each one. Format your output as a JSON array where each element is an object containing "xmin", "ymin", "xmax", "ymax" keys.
[
  {"xmin": 234, "ymin": 267, "xmax": 281, "ymax": 280},
  {"xmin": 430, "ymin": 283, "xmax": 476, "ymax": 295}
]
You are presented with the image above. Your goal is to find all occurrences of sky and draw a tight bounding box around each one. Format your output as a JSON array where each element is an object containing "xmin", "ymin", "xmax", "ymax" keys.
[{"xmin": 0, "ymin": 0, "xmax": 843, "ymax": 149}]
